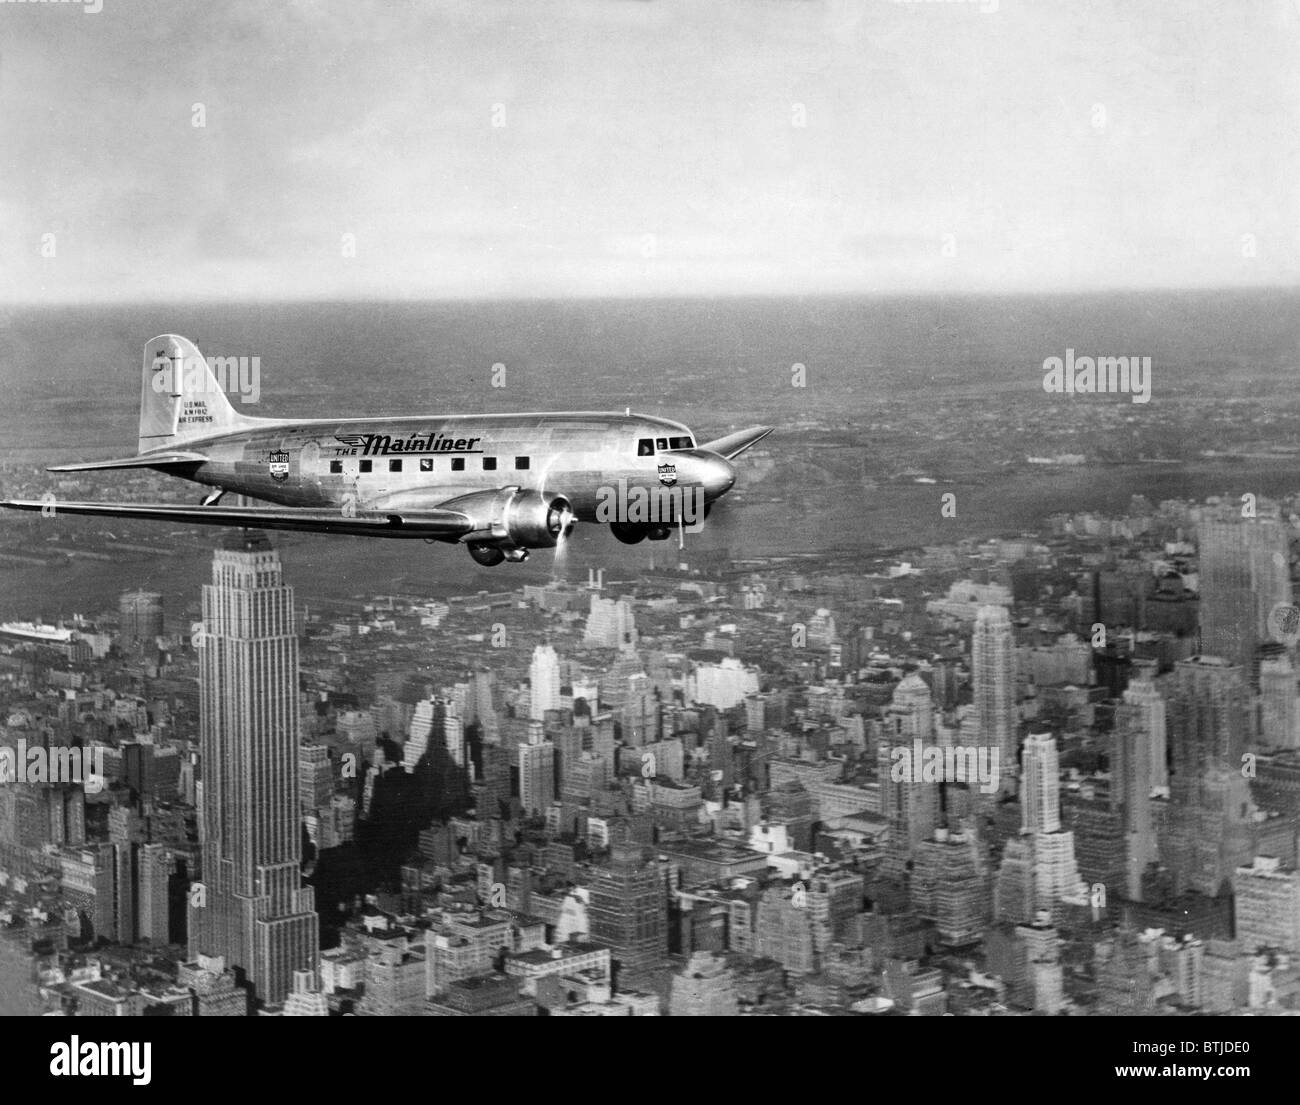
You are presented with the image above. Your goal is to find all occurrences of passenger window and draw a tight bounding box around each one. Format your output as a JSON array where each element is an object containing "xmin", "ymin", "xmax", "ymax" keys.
[
  {"xmin": 389, "ymin": 459, "xmax": 402, "ymax": 472},
  {"xmin": 483, "ymin": 457, "xmax": 497, "ymax": 471},
  {"xmin": 329, "ymin": 460, "xmax": 343, "ymax": 474},
  {"xmin": 515, "ymin": 456, "xmax": 529, "ymax": 470},
  {"xmin": 359, "ymin": 460, "xmax": 372, "ymax": 474},
  {"xmin": 452, "ymin": 458, "xmax": 465, "ymax": 472},
  {"xmin": 656, "ymin": 437, "xmax": 668, "ymax": 451},
  {"xmin": 420, "ymin": 458, "xmax": 433, "ymax": 472},
  {"xmin": 638, "ymin": 438, "xmax": 654, "ymax": 456}
]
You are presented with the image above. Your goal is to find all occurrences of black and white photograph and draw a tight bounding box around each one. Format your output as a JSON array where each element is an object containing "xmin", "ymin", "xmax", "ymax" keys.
[{"xmin": 1, "ymin": 0, "xmax": 1298, "ymax": 1077}]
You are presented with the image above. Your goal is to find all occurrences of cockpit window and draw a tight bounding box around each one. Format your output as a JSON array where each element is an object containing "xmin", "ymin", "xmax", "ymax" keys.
[
  {"xmin": 668, "ymin": 436, "xmax": 693, "ymax": 449},
  {"xmin": 637, "ymin": 438, "xmax": 654, "ymax": 456},
  {"xmin": 655, "ymin": 437, "xmax": 668, "ymax": 451}
]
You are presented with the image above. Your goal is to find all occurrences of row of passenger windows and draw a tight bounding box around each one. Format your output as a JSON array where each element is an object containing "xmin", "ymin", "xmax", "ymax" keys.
[
  {"xmin": 329, "ymin": 456, "xmax": 530, "ymax": 475},
  {"xmin": 638, "ymin": 435, "xmax": 694, "ymax": 456},
  {"xmin": 324, "ymin": 435, "xmax": 692, "ymax": 474}
]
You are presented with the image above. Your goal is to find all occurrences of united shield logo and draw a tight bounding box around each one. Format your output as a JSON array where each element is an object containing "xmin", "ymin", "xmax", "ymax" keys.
[
  {"xmin": 657, "ymin": 462, "xmax": 677, "ymax": 486},
  {"xmin": 268, "ymin": 450, "xmax": 290, "ymax": 482}
]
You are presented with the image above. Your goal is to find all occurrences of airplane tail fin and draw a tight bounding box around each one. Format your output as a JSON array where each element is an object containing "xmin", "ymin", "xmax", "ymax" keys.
[{"xmin": 139, "ymin": 334, "xmax": 260, "ymax": 454}]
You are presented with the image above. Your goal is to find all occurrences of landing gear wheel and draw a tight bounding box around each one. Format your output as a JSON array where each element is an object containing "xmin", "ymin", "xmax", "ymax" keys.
[
  {"xmin": 646, "ymin": 525, "xmax": 671, "ymax": 541},
  {"xmin": 610, "ymin": 522, "xmax": 646, "ymax": 545},
  {"xmin": 468, "ymin": 543, "xmax": 506, "ymax": 567}
]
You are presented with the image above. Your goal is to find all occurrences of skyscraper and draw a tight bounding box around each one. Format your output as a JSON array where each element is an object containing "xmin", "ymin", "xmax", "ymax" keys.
[
  {"xmin": 1258, "ymin": 653, "xmax": 1300, "ymax": 751},
  {"xmin": 1167, "ymin": 656, "xmax": 1250, "ymax": 776},
  {"xmin": 529, "ymin": 645, "xmax": 562, "ymax": 720},
  {"xmin": 1113, "ymin": 694, "xmax": 1159, "ymax": 901},
  {"xmin": 1021, "ymin": 731, "xmax": 1061, "ymax": 835},
  {"xmin": 1023, "ymin": 737, "xmax": 1086, "ymax": 918},
  {"xmin": 1233, "ymin": 856, "xmax": 1300, "ymax": 954},
  {"xmin": 518, "ymin": 735, "xmax": 555, "ymax": 816},
  {"xmin": 972, "ymin": 605, "xmax": 1016, "ymax": 778},
  {"xmin": 583, "ymin": 595, "xmax": 638, "ymax": 650},
  {"xmin": 108, "ymin": 806, "xmax": 141, "ymax": 945},
  {"xmin": 587, "ymin": 842, "xmax": 667, "ymax": 986},
  {"xmin": 1121, "ymin": 666, "xmax": 1169, "ymax": 789},
  {"xmin": 442, "ymin": 703, "xmax": 466, "ymax": 768},
  {"xmin": 1198, "ymin": 517, "xmax": 1291, "ymax": 679},
  {"xmin": 405, "ymin": 697, "xmax": 465, "ymax": 772},
  {"xmin": 995, "ymin": 734, "xmax": 1086, "ymax": 924},
  {"xmin": 877, "ymin": 740, "xmax": 939, "ymax": 875},
  {"xmin": 910, "ymin": 828, "xmax": 990, "ymax": 946},
  {"xmin": 190, "ymin": 532, "xmax": 319, "ymax": 1006},
  {"xmin": 886, "ymin": 672, "xmax": 933, "ymax": 743},
  {"xmin": 1164, "ymin": 657, "xmax": 1257, "ymax": 897},
  {"xmin": 118, "ymin": 589, "xmax": 164, "ymax": 647},
  {"xmin": 138, "ymin": 843, "xmax": 172, "ymax": 945},
  {"xmin": 299, "ymin": 741, "xmax": 333, "ymax": 810}
]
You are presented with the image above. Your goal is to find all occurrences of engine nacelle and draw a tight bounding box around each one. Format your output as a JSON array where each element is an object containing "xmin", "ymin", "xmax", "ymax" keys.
[{"xmin": 443, "ymin": 487, "xmax": 575, "ymax": 550}]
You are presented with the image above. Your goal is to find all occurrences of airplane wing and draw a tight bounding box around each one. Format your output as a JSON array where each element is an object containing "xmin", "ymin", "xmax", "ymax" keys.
[
  {"xmin": 697, "ymin": 426, "xmax": 773, "ymax": 460},
  {"xmin": 47, "ymin": 452, "xmax": 210, "ymax": 473},
  {"xmin": 0, "ymin": 499, "xmax": 474, "ymax": 540}
]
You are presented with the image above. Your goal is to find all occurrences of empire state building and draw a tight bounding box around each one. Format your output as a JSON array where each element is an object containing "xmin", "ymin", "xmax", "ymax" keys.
[{"xmin": 189, "ymin": 532, "xmax": 319, "ymax": 1006}]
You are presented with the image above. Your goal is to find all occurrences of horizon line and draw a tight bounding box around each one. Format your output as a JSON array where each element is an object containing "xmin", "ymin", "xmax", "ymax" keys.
[{"xmin": 6, "ymin": 280, "xmax": 1300, "ymax": 311}]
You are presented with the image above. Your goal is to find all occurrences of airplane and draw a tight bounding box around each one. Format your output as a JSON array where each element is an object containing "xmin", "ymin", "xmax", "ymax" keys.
[{"xmin": 0, "ymin": 335, "xmax": 772, "ymax": 567}]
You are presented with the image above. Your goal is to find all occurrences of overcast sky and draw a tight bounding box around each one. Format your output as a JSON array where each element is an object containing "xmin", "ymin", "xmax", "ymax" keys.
[{"xmin": 4, "ymin": 0, "xmax": 1300, "ymax": 302}]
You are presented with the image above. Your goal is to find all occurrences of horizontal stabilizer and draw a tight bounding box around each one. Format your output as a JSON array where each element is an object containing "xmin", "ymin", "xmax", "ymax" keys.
[
  {"xmin": 47, "ymin": 452, "xmax": 210, "ymax": 474},
  {"xmin": 0, "ymin": 499, "xmax": 473, "ymax": 540},
  {"xmin": 697, "ymin": 425, "xmax": 773, "ymax": 460}
]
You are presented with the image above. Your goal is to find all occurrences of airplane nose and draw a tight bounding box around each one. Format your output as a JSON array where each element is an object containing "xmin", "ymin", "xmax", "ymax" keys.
[{"xmin": 700, "ymin": 452, "xmax": 736, "ymax": 498}]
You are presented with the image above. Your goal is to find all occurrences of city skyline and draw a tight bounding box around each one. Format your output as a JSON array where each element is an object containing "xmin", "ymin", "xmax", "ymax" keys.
[{"xmin": 5, "ymin": 488, "xmax": 1300, "ymax": 1020}]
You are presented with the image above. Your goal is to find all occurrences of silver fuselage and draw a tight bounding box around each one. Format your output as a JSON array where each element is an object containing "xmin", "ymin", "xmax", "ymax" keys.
[{"xmin": 171, "ymin": 411, "xmax": 736, "ymax": 520}]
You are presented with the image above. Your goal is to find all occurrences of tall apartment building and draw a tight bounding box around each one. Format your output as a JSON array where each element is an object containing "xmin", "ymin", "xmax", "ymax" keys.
[
  {"xmin": 1112, "ymin": 697, "xmax": 1159, "ymax": 901},
  {"xmin": 530, "ymin": 645, "xmax": 562, "ymax": 720},
  {"xmin": 1122, "ymin": 668, "xmax": 1169, "ymax": 788},
  {"xmin": 299, "ymin": 741, "xmax": 333, "ymax": 811},
  {"xmin": 1198, "ymin": 516, "xmax": 1290, "ymax": 681},
  {"xmin": 911, "ymin": 828, "xmax": 989, "ymax": 946},
  {"xmin": 518, "ymin": 739, "xmax": 555, "ymax": 816},
  {"xmin": 108, "ymin": 806, "xmax": 141, "ymax": 945},
  {"xmin": 1234, "ymin": 855, "xmax": 1300, "ymax": 954},
  {"xmin": 138, "ymin": 843, "xmax": 172, "ymax": 944},
  {"xmin": 60, "ymin": 844, "xmax": 116, "ymax": 943},
  {"xmin": 1258, "ymin": 653, "xmax": 1300, "ymax": 751},
  {"xmin": 587, "ymin": 843, "xmax": 667, "ymax": 986},
  {"xmin": 584, "ymin": 595, "xmax": 638, "ymax": 650},
  {"xmin": 995, "ymin": 734, "xmax": 1086, "ymax": 924},
  {"xmin": 1164, "ymin": 658, "xmax": 1258, "ymax": 897},
  {"xmin": 972, "ymin": 604, "xmax": 1016, "ymax": 778}
]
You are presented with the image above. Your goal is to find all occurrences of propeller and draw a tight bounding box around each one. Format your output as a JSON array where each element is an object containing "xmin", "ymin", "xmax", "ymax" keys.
[{"xmin": 537, "ymin": 455, "xmax": 572, "ymax": 580}]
